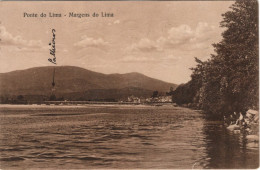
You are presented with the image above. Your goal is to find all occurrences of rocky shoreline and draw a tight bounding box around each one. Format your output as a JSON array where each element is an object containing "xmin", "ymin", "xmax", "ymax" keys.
[{"xmin": 225, "ymin": 109, "xmax": 259, "ymax": 142}]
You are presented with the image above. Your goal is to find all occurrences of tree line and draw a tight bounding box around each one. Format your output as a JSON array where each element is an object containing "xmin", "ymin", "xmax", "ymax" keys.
[{"xmin": 172, "ymin": 0, "xmax": 258, "ymax": 117}]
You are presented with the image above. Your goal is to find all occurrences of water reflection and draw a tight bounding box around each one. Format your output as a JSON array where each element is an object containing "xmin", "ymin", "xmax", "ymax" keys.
[
  {"xmin": 202, "ymin": 118, "xmax": 259, "ymax": 169},
  {"xmin": 0, "ymin": 105, "xmax": 258, "ymax": 169}
]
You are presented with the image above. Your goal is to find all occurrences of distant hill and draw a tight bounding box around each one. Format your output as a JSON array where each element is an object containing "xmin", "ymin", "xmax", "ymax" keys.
[{"xmin": 0, "ymin": 66, "xmax": 177, "ymax": 101}]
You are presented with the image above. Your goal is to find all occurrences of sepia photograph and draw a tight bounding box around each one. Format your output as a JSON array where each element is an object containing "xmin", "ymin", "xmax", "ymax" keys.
[{"xmin": 0, "ymin": 0, "xmax": 259, "ymax": 169}]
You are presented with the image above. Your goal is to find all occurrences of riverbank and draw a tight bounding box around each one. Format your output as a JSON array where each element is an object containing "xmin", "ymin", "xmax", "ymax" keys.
[
  {"xmin": 0, "ymin": 101, "xmax": 176, "ymax": 106},
  {"xmin": 0, "ymin": 103, "xmax": 177, "ymax": 109},
  {"xmin": 225, "ymin": 109, "xmax": 259, "ymax": 142}
]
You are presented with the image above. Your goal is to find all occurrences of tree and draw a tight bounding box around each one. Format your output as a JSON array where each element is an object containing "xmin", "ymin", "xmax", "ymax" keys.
[
  {"xmin": 173, "ymin": 0, "xmax": 258, "ymax": 116},
  {"xmin": 49, "ymin": 94, "xmax": 56, "ymax": 101},
  {"xmin": 17, "ymin": 95, "xmax": 24, "ymax": 101},
  {"xmin": 207, "ymin": 0, "xmax": 259, "ymax": 114},
  {"xmin": 152, "ymin": 91, "xmax": 159, "ymax": 98},
  {"xmin": 166, "ymin": 86, "xmax": 175, "ymax": 96}
]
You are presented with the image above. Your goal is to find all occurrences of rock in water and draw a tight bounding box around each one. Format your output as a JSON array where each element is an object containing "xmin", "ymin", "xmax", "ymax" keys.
[
  {"xmin": 246, "ymin": 135, "xmax": 259, "ymax": 142},
  {"xmin": 247, "ymin": 109, "xmax": 259, "ymax": 115},
  {"xmin": 246, "ymin": 109, "xmax": 259, "ymax": 118},
  {"xmin": 234, "ymin": 130, "xmax": 240, "ymax": 133},
  {"xmin": 227, "ymin": 124, "xmax": 240, "ymax": 130}
]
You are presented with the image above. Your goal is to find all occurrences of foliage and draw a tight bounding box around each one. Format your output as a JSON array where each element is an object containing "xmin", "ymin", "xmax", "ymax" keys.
[
  {"xmin": 173, "ymin": 0, "xmax": 258, "ymax": 116},
  {"xmin": 17, "ymin": 95, "xmax": 24, "ymax": 101},
  {"xmin": 166, "ymin": 87, "xmax": 175, "ymax": 96},
  {"xmin": 152, "ymin": 91, "xmax": 159, "ymax": 98},
  {"xmin": 49, "ymin": 94, "xmax": 57, "ymax": 101},
  {"xmin": 172, "ymin": 81, "xmax": 197, "ymax": 105}
]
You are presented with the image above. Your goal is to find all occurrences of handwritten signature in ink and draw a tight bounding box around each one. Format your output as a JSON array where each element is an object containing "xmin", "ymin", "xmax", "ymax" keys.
[{"xmin": 48, "ymin": 29, "xmax": 56, "ymax": 64}]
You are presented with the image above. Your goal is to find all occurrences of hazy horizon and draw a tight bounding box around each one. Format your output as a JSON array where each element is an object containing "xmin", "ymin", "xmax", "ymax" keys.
[{"xmin": 0, "ymin": 1, "xmax": 234, "ymax": 84}]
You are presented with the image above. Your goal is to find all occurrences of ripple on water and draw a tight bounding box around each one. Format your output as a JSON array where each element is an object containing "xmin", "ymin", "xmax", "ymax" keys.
[
  {"xmin": 0, "ymin": 157, "xmax": 25, "ymax": 161},
  {"xmin": 0, "ymin": 106, "xmax": 258, "ymax": 169}
]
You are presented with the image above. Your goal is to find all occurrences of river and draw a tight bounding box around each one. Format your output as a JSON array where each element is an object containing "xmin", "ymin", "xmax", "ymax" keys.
[{"xmin": 0, "ymin": 105, "xmax": 258, "ymax": 169}]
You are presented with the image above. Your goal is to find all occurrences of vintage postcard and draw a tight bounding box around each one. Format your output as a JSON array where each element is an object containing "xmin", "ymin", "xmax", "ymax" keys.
[{"xmin": 0, "ymin": 1, "xmax": 258, "ymax": 169}]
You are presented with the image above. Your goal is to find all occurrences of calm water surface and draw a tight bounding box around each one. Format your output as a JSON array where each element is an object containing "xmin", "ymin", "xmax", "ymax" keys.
[{"xmin": 0, "ymin": 105, "xmax": 258, "ymax": 169}]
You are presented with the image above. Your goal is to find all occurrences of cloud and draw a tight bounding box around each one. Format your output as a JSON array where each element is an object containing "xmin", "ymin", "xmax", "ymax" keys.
[
  {"xmin": 127, "ymin": 22, "xmax": 218, "ymax": 53},
  {"xmin": 163, "ymin": 22, "xmax": 217, "ymax": 50},
  {"xmin": 167, "ymin": 24, "xmax": 193, "ymax": 45},
  {"xmin": 113, "ymin": 20, "xmax": 120, "ymax": 24},
  {"xmin": 163, "ymin": 54, "xmax": 182, "ymax": 61},
  {"xmin": 74, "ymin": 35, "xmax": 108, "ymax": 49},
  {"xmin": 0, "ymin": 26, "xmax": 44, "ymax": 50},
  {"xmin": 123, "ymin": 22, "xmax": 218, "ymax": 66},
  {"xmin": 127, "ymin": 38, "xmax": 161, "ymax": 52},
  {"xmin": 120, "ymin": 53, "xmax": 182, "ymax": 64},
  {"xmin": 120, "ymin": 55, "xmax": 157, "ymax": 63},
  {"xmin": 108, "ymin": 20, "xmax": 121, "ymax": 26}
]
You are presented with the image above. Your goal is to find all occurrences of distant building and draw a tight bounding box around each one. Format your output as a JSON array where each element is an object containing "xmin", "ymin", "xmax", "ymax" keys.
[
  {"xmin": 146, "ymin": 97, "xmax": 152, "ymax": 102},
  {"xmin": 127, "ymin": 95, "xmax": 172, "ymax": 103},
  {"xmin": 127, "ymin": 95, "xmax": 141, "ymax": 103},
  {"xmin": 147, "ymin": 96, "xmax": 172, "ymax": 103},
  {"xmin": 158, "ymin": 96, "xmax": 172, "ymax": 102}
]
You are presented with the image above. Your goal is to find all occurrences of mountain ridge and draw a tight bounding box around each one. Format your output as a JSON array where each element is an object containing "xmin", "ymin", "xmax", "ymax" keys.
[{"xmin": 0, "ymin": 66, "xmax": 177, "ymax": 101}]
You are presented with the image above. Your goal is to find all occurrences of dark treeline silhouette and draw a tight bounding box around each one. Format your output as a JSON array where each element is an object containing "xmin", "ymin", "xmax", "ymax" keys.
[
  {"xmin": 173, "ymin": 0, "xmax": 258, "ymax": 117},
  {"xmin": 0, "ymin": 95, "xmax": 27, "ymax": 104}
]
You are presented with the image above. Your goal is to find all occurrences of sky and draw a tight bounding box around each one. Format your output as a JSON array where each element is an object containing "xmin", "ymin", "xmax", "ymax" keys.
[{"xmin": 0, "ymin": 1, "xmax": 234, "ymax": 84}]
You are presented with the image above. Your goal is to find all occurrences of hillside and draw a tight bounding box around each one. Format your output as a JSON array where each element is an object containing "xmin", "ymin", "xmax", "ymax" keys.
[{"xmin": 0, "ymin": 66, "xmax": 177, "ymax": 101}]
